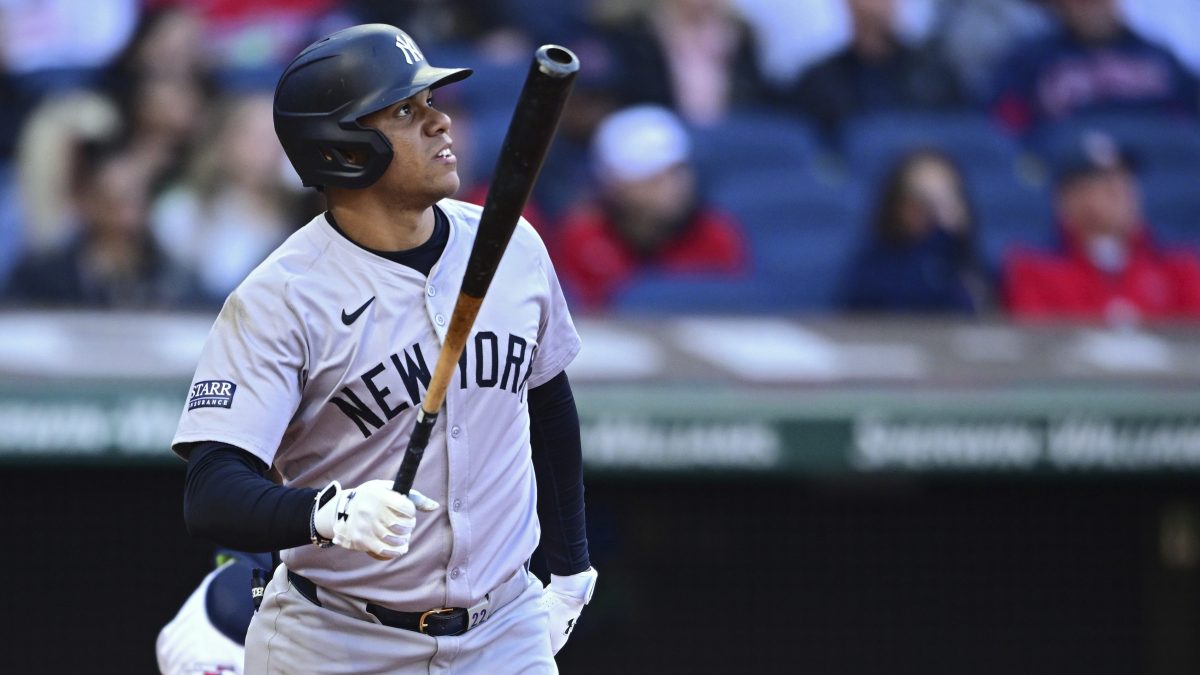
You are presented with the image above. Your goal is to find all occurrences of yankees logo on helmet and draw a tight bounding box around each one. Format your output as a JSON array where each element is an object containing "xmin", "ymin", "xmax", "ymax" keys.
[{"xmin": 394, "ymin": 33, "xmax": 424, "ymax": 65}]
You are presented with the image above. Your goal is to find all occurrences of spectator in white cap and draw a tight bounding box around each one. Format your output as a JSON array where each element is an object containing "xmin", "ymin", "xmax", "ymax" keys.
[{"xmin": 554, "ymin": 105, "xmax": 747, "ymax": 309}]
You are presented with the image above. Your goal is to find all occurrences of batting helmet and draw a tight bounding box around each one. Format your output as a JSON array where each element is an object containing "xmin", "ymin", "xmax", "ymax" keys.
[{"xmin": 273, "ymin": 24, "xmax": 472, "ymax": 189}]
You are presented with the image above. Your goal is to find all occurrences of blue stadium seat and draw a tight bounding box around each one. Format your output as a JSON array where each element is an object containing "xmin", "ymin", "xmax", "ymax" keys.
[
  {"xmin": 706, "ymin": 171, "xmax": 863, "ymax": 311},
  {"xmin": 1032, "ymin": 113, "xmax": 1200, "ymax": 174},
  {"xmin": 966, "ymin": 169, "xmax": 1055, "ymax": 268},
  {"xmin": 842, "ymin": 111, "xmax": 1023, "ymax": 187},
  {"xmin": 1141, "ymin": 169, "xmax": 1200, "ymax": 247},
  {"xmin": 690, "ymin": 109, "xmax": 821, "ymax": 186},
  {"xmin": 613, "ymin": 275, "xmax": 794, "ymax": 314},
  {"xmin": 0, "ymin": 161, "xmax": 24, "ymax": 289}
]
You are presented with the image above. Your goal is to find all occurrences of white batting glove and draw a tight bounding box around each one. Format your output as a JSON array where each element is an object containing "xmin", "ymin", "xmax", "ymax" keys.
[
  {"xmin": 313, "ymin": 480, "xmax": 439, "ymax": 560},
  {"xmin": 538, "ymin": 567, "xmax": 598, "ymax": 655}
]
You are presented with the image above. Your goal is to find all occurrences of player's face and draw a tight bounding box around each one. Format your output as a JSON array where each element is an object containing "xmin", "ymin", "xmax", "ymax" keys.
[{"xmin": 360, "ymin": 88, "xmax": 459, "ymax": 205}]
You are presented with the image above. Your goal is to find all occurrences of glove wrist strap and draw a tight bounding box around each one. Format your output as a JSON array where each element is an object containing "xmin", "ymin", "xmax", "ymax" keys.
[
  {"xmin": 551, "ymin": 567, "xmax": 598, "ymax": 604},
  {"xmin": 311, "ymin": 481, "xmax": 340, "ymax": 548}
]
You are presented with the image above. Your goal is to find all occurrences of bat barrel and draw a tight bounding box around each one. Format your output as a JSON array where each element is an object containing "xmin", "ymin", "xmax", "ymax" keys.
[{"xmin": 460, "ymin": 45, "xmax": 579, "ymax": 299}]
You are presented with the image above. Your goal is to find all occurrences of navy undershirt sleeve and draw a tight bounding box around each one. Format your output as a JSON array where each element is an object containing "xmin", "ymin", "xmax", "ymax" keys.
[
  {"xmin": 183, "ymin": 442, "xmax": 317, "ymax": 553},
  {"xmin": 528, "ymin": 370, "xmax": 591, "ymax": 576},
  {"xmin": 183, "ymin": 368, "xmax": 589, "ymax": 568}
]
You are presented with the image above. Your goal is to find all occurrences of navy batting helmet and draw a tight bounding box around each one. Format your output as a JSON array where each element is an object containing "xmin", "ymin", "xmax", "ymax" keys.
[{"xmin": 273, "ymin": 24, "xmax": 472, "ymax": 189}]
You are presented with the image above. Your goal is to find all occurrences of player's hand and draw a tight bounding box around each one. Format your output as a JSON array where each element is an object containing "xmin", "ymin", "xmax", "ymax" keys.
[
  {"xmin": 538, "ymin": 567, "xmax": 598, "ymax": 655},
  {"xmin": 314, "ymin": 480, "xmax": 439, "ymax": 560}
]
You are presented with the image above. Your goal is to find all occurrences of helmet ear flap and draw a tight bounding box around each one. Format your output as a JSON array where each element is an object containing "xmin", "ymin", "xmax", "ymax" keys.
[{"xmin": 303, "ymin": 126, "xmax": 394, "ymax": 189}]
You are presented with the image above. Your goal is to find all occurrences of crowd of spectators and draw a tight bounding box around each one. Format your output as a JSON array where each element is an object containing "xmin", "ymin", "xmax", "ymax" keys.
[{"xmin": 0, "ymin": 0, "xmax": 1197, "ymax": 325}]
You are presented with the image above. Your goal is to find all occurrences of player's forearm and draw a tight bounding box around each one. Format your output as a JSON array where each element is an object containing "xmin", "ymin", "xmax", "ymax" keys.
[
  {"xmin": 183, "ymin": 442, "xmax": 317, "ymax": 552},
  {"xmin": 528, "ymin": 371, "xmax": 591, "ymax": 576}
]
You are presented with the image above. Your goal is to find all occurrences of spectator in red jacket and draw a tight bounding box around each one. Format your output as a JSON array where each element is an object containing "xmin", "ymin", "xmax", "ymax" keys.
[
  {"xmin": 1003, "ymin": 131, "xmax": 1200, "ymax": 323},
  {"xmin": 555, "ymin": 105, "xmax": 747, "ymax": 310}
]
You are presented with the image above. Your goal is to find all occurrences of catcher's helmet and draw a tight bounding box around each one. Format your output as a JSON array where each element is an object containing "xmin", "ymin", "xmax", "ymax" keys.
[{"xmin": 273, "ymin": 24, "xmax": 472, "ymax": 189}]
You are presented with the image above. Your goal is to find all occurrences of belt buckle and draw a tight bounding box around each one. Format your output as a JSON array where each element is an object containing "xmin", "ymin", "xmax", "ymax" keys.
[{"xmin": 418, "ymin": 607, "xmax": 455, "ymax": 634}]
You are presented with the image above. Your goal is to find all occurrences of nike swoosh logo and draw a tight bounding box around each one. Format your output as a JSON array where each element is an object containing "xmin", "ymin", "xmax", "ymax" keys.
[{"xmin": 341, "ymin": 297, "xmax": 376, "ymax": 325}]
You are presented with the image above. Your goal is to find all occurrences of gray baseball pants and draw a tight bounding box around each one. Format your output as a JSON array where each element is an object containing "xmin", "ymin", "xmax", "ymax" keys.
[{"xmin": 245, "ymin": 564, "xmax": 555, "ymax": 674}]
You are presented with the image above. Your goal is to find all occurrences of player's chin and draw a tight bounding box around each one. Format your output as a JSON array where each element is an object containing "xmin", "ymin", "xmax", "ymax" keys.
[{"xmin": 433, "ymin": 171, "xmax": 461, "ymax": 198}]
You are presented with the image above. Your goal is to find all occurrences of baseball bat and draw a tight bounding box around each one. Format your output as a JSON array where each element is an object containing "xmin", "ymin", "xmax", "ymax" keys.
[{"xmin": 393, "ymin": 45, "xmax": 580, "ymax": 495}]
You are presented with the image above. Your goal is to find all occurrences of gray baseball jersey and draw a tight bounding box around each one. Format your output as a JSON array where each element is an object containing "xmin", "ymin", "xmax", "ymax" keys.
[{"xmin": 173, "ymin": 198, "xmax": 581, "ymax": 611}]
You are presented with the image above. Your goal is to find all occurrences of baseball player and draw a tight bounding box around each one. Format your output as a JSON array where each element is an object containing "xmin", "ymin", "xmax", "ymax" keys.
[
  {"xmin": 157, "ymin": 550, "xmax": 271, "ymax": 675},
  {"xmin": 173, "ymin": 24, "xmax": 596, "ymax": 673}
]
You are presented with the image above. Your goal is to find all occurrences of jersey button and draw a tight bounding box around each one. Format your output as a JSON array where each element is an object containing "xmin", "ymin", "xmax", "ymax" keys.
[
  {"xmin": 452, "ymin": 498, "xmax": 463, "ymax": 511},
  {"xmin": 435, "ymin": 314, "xmax": 446, "ymax": 326},
  {"xmin": 426, "ymin": 286, "xmax": 436, "ymax": 297},
  {"xmin": 450, "ymin": 425, "xmax": 461, "ymax": 438},
  {"xmin": 450, "ymin": 567, "xmax": 461, "ymax": 580}
]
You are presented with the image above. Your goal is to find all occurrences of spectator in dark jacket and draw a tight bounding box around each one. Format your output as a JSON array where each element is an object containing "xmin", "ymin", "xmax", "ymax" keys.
[
  {"xmin": 1003, "ymin": 131, "xmax": 1200, "ymax": 322},
  {"xmin": 842, "ymin": 149, "xmax": 989, "ymax": 314},
  {"xmin": 555, "ymin": 106, "xmax": 747, "ymax": 310},
  {"xmin": 5, "ymin": 147, "xmax": 201, "ymax": 308},
  {"xmin": 990, "ymin": 0, "xmax": 1199, "ymax": 135},
  {"xmin": 781, "ymin": 0, "xmax": 964, "ymax": 137}
]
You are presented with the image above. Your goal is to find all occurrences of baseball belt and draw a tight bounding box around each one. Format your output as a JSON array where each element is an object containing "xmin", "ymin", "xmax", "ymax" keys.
[{"xmin": 285, "ymin": 563, "xmax": 529, "ymax": 637}]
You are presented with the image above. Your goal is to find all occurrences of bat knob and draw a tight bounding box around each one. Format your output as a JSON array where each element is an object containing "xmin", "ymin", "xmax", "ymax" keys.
[{"xmin": 535, "ymin": 45, "xmax": 580, "ymax": 79}]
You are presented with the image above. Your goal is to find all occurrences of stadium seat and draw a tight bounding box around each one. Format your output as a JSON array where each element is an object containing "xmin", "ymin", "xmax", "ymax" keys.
[
  {"xmin": 705, "ymin": 170, "xmax": 863, "ymax": 311},
  {"xmin": 1141, "ymin": 169, "xmax": 1200, "ymax": 248},
  {"xmin": 967, "ymin": 169, "xmax": 1055, "ymax": 269},
  {"xmin": 612, "ymin": 275, "xmax": 794, "ymax": 314},
  {"xmin": 0, "ymin": 162, "xmax": 24, "ymax": 289},
  {"xmin": 842, "ymin": 110, "xmax": 1023, "ymax": 187},
  {"xmin": 1032, "ymin": 113, "xmax": 1200, "ymax": 174},
  {"xmin": 690, "ymin": 109, "xmax": 821, "ymax": 187}
]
